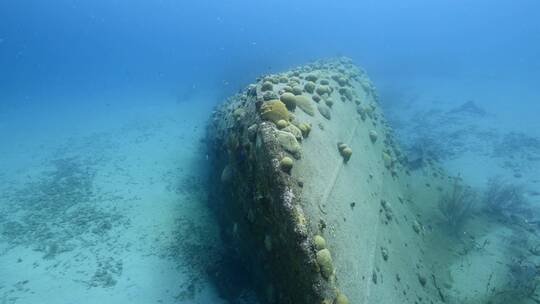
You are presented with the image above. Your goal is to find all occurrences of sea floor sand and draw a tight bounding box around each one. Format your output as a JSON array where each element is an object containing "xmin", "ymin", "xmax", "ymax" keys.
[
  {"xmin": 381, "ymin": 74, "xmax": 540, "ymax": 192},
  {"xmin": 380, "ymin": 74, "xmax": 540, "ymax": 303},
  {"xmin": 0, "ymin": 96, "xmax": 226, "ymax": 304}
]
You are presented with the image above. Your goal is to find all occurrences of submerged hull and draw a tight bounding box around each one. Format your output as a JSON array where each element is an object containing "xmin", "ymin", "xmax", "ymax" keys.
[{"xmin": 206, "ymin": 58, "xmax": 454, "ymax": 304}]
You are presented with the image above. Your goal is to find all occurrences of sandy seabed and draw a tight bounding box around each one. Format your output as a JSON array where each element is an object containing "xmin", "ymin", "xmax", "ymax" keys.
[{"xmin": 0, "ymin": 96, "xmax": 226, "ymax": 304}]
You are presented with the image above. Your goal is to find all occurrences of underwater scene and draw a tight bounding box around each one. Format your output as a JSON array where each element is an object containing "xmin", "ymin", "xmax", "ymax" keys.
[{"xmin": 1, "ymin": 1, "xmax": 539, "ymax": 303}]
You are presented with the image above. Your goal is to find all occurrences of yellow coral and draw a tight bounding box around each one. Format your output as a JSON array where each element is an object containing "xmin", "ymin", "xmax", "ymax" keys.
[
  {"xmin": 313, "ymin": 235, "xmax": 326, "ymax": 250},
  {"xmin": 334, "ymin": 293, "xmax": 349, "ymax": 304},
  {"xmin": 260, "ymin": 100, "xmax": 289, "ymax": 124},
  {"xmin": 298, "ymin": 123, "xmax": 311, "ymax": 137},
  {"xmin": 280, "ymin": 92, "xmax": 297, "ymax": 111},
  {"xmin": 294, "ymin": 95, "xmax": 315, "ymax": 116},
  {"xmin": 280, "ymin": 156, "xmax": 294, "ymax": 172},
  {"xmin": 304, "ymin": 81, "xmax": 316, "ymax": 93},
  {"xmin": 341, "ymin": 147, "xmax": 353, "ymax": 162},
  {"xmin": 276, "ymin": 119, "xmax": 288, "ymax": 129},
  {"xmin": 316, "ymin": 85, "xmax": 331, "ymax": 96},
  {"xmin": 316, "ymin": 249, "xmax": 334, "ymax": 279}
]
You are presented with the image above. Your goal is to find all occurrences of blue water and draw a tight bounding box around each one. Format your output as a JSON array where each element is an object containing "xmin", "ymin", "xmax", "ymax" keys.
[
  {"xmin": 3, "ymin": 1, "xmax": 538, "ymax": 102},
  {"xmin": 1, "ymin": 1, "xmax": 540, "ymax": 303}
]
